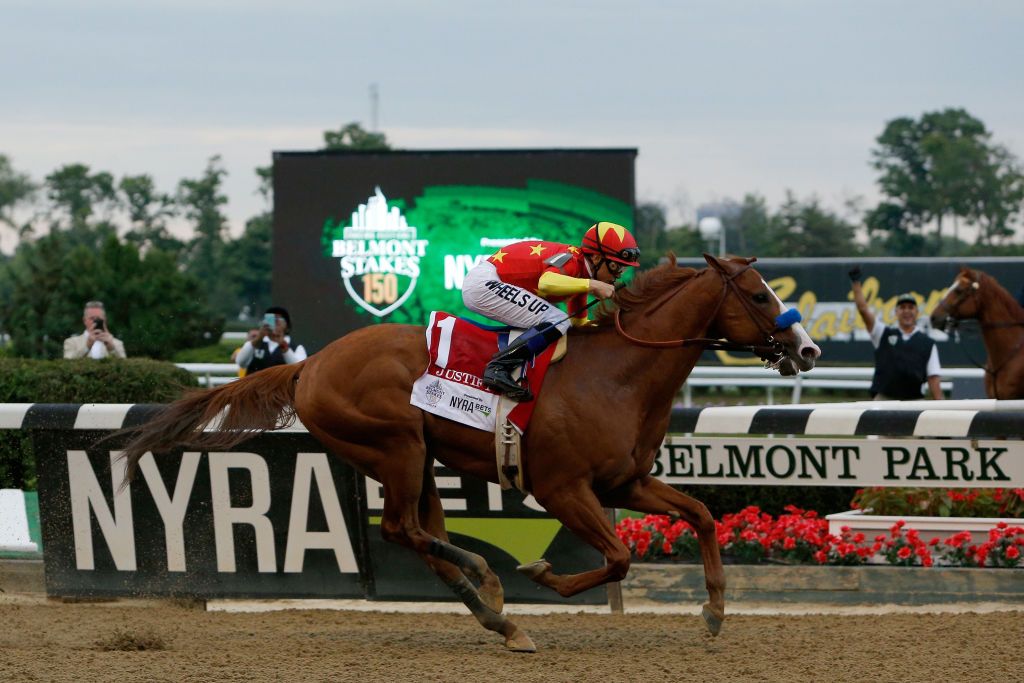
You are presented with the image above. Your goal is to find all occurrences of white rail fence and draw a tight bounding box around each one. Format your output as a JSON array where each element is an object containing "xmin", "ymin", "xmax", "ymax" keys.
[
  {"xmin": 175, "ymin": 363, "xmax": 240, "ymax": 387},
  {"xmin": 176, "ymin": 362, "xmax": 985, "ymax": 403},
  {"xmin": 680, "ymin": 366, "xmax": 983, "ymax": 406}
]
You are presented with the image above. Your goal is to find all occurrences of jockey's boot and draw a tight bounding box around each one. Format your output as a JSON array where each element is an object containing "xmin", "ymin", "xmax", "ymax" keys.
[{"xmin": 482, "ymin": 322, "xmax": 563, "ymax": 402}]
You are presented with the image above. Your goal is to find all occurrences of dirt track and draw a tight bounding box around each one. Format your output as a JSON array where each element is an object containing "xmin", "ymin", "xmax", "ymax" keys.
[{"xmin": 1, "ymin": 600, "xmax": 1020, "ymax": 683}]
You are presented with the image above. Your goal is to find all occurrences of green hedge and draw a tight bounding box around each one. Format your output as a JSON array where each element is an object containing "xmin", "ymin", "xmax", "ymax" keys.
[{"xmin": 0, "ymin": 358, "xmax": 198, "ymax": 489}]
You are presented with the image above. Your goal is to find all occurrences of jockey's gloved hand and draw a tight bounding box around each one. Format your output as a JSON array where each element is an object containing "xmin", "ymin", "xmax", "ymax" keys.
[{"xmin": 848, "ymin": 265, "xmax": 862, "ymax": 283}]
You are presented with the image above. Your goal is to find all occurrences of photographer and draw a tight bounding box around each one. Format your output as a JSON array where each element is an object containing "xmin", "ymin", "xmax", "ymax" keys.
[
  {"xmin": 849, "ymin": 267, "xmax": 942, "ymax": 400},
  {"xmin": 234, "ymin": 306, "xmax": 307, "ymax": 375},
  {"xmin": 63, "ymin": 300, "xmax": 127, "ymax": 359}
]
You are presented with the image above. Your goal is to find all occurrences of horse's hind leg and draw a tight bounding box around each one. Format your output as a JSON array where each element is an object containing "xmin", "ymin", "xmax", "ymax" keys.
[
  {"xmin": 379, "ymin": 479, "xmax": 504, "ymax": 614},
  {"xmin": 417, "ymin": 472, "xmax": 535, "ymax": 652},
  {"xmin": 605, "ymin": 475, "xmax": 725, "ymax": 636},
  {"xmin": 373, "ymin": 448, "xmax": 505, "ymax": 616}
]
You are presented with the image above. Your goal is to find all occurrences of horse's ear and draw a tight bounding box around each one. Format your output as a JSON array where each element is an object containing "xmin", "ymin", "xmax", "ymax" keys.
[{"xmin": 703, "ymin": 253, "xmax": 724, "ymax": 271}]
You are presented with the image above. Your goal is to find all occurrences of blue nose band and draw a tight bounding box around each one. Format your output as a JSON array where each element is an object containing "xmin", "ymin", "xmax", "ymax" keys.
[{"xmin": 774, "ymin": 308, "xmax": 802, "ymax": 330}]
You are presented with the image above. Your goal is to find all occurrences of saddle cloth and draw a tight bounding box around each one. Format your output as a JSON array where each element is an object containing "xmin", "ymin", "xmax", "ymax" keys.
[{"xmin": 410, "ymin": 311, "xmax": 557, "ymax": 433}]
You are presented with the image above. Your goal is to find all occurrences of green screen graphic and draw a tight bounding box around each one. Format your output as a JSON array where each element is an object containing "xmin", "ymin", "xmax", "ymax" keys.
[{"xmin": 321, "ymin": 179, "xmax": 633, "ymax": 325}]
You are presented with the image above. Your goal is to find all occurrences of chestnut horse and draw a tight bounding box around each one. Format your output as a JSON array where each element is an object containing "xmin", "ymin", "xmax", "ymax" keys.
[
  {"xmin": 116, "ymin": 254, "xmax": 820, "ymax": 651},
  {"xmin": 930, "ymin": 267, "xmax": 1024, "ymax": 399}
]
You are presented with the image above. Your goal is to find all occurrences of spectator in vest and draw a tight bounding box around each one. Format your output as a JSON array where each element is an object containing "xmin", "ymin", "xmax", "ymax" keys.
[
  {"xmin": 63, "ymin": 300, "xmax": 127, "ymax": 359},
  {"xmin": 849, "ymin": 267, "xmax": 942, "ymax": 400},
  {"xmin": 234, "ymin": 306, "xmax": 307, "ymax": 375},
  {"xmin": 230, "ymin": 328, "xmax": 261, "ymax": 377}
]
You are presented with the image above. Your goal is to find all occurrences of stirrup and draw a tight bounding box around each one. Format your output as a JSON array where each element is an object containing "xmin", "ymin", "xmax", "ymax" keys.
[{"xmin": 483, "ymin": 366, "xmax": 534, "ymax": 402}]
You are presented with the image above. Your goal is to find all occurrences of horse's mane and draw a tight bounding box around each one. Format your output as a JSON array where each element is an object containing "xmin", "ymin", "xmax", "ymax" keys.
[
  {"xmin": 590, "ymin": 257, "xmax": 699, "ymax": 326},
  {"xmin": 973, "ymin": 269, "xmax": 1024, "ymax": 320}
]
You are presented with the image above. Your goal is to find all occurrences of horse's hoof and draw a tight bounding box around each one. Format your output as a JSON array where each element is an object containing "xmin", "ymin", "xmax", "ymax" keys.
[
  {"xmin": 516, "ymin": 560, "xmax": 551, "ymax": 581},
  {"xmin": 504, "ymin": 627, "xmax": 537, "ymax": 653},
  {"xmin": 702, "ymin": 603, "xmax": 725, "ymax": 637}
]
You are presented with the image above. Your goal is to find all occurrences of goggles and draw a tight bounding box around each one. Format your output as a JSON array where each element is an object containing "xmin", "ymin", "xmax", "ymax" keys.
[{"xmin": 612, "ymin": 247, "xmax": 640, "ymax": 264}]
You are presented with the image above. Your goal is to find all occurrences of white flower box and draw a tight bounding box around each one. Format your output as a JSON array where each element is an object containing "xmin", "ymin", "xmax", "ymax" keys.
[{"xmin": 825, "ymin": 509, "xmax": 1024, "ymax": 545}]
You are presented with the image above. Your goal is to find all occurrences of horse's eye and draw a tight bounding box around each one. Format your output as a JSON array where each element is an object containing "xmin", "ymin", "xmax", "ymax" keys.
[{"xmin": 753, "ymin": 293, "xmax": 769, "ymax": 304}]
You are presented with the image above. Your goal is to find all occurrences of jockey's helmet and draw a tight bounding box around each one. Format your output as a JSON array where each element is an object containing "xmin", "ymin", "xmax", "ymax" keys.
[{"xmin": 581, "ymin": 222, "xmax": 641, "ymax": 266}]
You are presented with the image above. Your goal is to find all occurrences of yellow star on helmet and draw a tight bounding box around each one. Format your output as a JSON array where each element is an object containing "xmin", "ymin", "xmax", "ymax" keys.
[
  {"xmin": 529, "ymin": 243, "xmax": 547, "ymax": 256},
  {"xmin": 568, "ymin": 246, "xmax": 580, "ymax": 254},
  {"xmin": 599, "ymin": 222, "xmax": 627, "ymax": 242},
  {"xmin": 491, "ymin": 249, "xmax": 508, "ymax": 263}
]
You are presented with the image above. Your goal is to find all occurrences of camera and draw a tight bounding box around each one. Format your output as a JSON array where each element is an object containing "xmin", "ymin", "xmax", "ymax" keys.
[
  {"xmin": 92, "ymin": 317, "xmax": 105, "ymax": 331},
  {"xmin": 263, "ymin": 313, "xmax": 277, "ymax": 328}
]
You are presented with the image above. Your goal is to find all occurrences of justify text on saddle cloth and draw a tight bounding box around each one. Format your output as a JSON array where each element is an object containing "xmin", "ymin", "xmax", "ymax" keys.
[{"xmin": 461, "ymin": 261, "xmax": 573, "ymax": 333}]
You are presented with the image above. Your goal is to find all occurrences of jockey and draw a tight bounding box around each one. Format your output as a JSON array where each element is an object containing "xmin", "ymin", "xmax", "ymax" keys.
[{"xmin": 462, "ymin": 221, "xmax": 640, "ymax": 401}]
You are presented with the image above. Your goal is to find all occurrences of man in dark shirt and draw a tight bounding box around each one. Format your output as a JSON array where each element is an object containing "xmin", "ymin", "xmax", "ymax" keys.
[{"xmin": 849, "ymin": 267, "xmax": 943, "ymax": 400}]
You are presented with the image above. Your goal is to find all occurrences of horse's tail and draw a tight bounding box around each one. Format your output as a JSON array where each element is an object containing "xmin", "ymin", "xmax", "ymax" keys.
[{"xmin": 117, "ymin": 361, "xmax": 305, "ymax": 487}]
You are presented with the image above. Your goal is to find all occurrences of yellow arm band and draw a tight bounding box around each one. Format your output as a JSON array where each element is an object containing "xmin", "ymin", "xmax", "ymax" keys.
[{"xmin": 537, "ymin": 271, "xmax": 590, "ymax": 297}]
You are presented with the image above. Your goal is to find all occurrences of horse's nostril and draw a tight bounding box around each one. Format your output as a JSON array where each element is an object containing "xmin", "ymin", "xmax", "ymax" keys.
[{"xmin": 801, "ymin": 346, "xmax": 819, "ymax": 359}]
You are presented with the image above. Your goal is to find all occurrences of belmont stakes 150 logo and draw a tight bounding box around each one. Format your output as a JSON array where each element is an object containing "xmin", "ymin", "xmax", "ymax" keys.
[{"xmin": 331, "ymin": 188, "xmax": 429, "ymax": 317}]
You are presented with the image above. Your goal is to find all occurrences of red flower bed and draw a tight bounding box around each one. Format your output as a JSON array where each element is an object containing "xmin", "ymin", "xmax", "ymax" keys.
[
  {"xmin": 615, "ymin": 505, "xmax": 1024, "ymax": 568},
  {"xmin": 851, "ymin": 487, "xmax": 1024, "ymax": 518}
]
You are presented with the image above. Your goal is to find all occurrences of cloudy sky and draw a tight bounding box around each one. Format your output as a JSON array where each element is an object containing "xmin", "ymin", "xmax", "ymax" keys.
[{"xmin": 3, "ymin": 0, "xmax": 1022, "ymax": 249}]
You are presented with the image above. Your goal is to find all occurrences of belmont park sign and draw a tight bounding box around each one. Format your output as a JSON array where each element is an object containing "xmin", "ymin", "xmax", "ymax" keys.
[{"xmin": 654, "ymin": 437, "xmax": 1021, "ymax": 487}]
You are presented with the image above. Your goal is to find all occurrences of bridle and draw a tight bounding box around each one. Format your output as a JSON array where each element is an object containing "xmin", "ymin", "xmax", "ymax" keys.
[
  {"xmin": 613, "ymin": 263, "xmax": 790, "ymax": 366},
  {"xmin": 938, "ymin": 278, "xmax": 1024, "ymax": 332},
  {"xmin": 935, "ymin": 279, "xmax": 980, "ymax": 335}
]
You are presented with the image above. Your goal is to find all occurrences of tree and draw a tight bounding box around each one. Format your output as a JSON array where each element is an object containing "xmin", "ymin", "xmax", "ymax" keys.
[
  {"xmin": 969, "ymin": 144, "xmax": 1024, "ymax": 247},
  {"xmin": 323, "ymin": 122, "xmax": 392, "ymax": 150},
  {"xmin": 0, "ymin": 155, "xmax": 35, "ymax": 231},
  {"xmin": 870, "ymin": 108, "xmax": 1024, "ymax": 248},
  {"xmin": 44, "ymin": 163, "xmax": 118, "ymax": 238},
  {"xmin": 178, "ymin": 156, "xmax": 232, "ymax": 315},
  {"xmin": 225, "ymin": 213, "xmax": 272, "ymax": 320},
  {"xmin": 120, "ymin": 174, "xmax": 182, "ymax": 254},
  {"xmin": 696, "ymin": 194, "xmax": 779, "ymax": 258},
  {"xmin": 765, "ymin": 192, "xmax": 857, "ymax": 257},
  {"xmin": 634, "ymin": 201, "xmax": 667, "ymax": 267},
  {"xmin": 864, "ymin": 201, "xmax": 928, "ymax": 256},
  {"xmin": 661, "ymin": 225, "xmax": 706, "ymax": 259},
  {"xmin": 0, "ymin": 232, "xmax": 220, "ymax": 359},
  {"xmin": 723, "ymin": 194, "xmax": 773, "ymax": 257}
]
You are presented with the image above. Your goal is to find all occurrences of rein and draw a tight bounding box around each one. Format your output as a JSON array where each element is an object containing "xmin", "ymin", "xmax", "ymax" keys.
[{"xmin": 613, "ymin": 264, "xmax": 787, "ymax": 362}]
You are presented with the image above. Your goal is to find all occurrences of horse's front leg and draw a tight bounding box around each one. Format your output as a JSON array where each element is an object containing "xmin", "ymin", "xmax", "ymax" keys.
[
  {"xmin": 516, "ymin": 483, "xmax": 632, "ymax": 597},
  {"xmin": 603, "ymin": 475, "xmax": 726, "ymax": 636}
]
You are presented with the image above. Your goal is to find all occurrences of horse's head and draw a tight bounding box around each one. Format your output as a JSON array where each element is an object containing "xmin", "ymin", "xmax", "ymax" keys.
[
  {"xmin": 930, "ymin": 267, "xmax": 982, "ymax": 332},
  {"xmin": 703, "ymin": 254, "xmax": 820, "ymax": 375}
]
